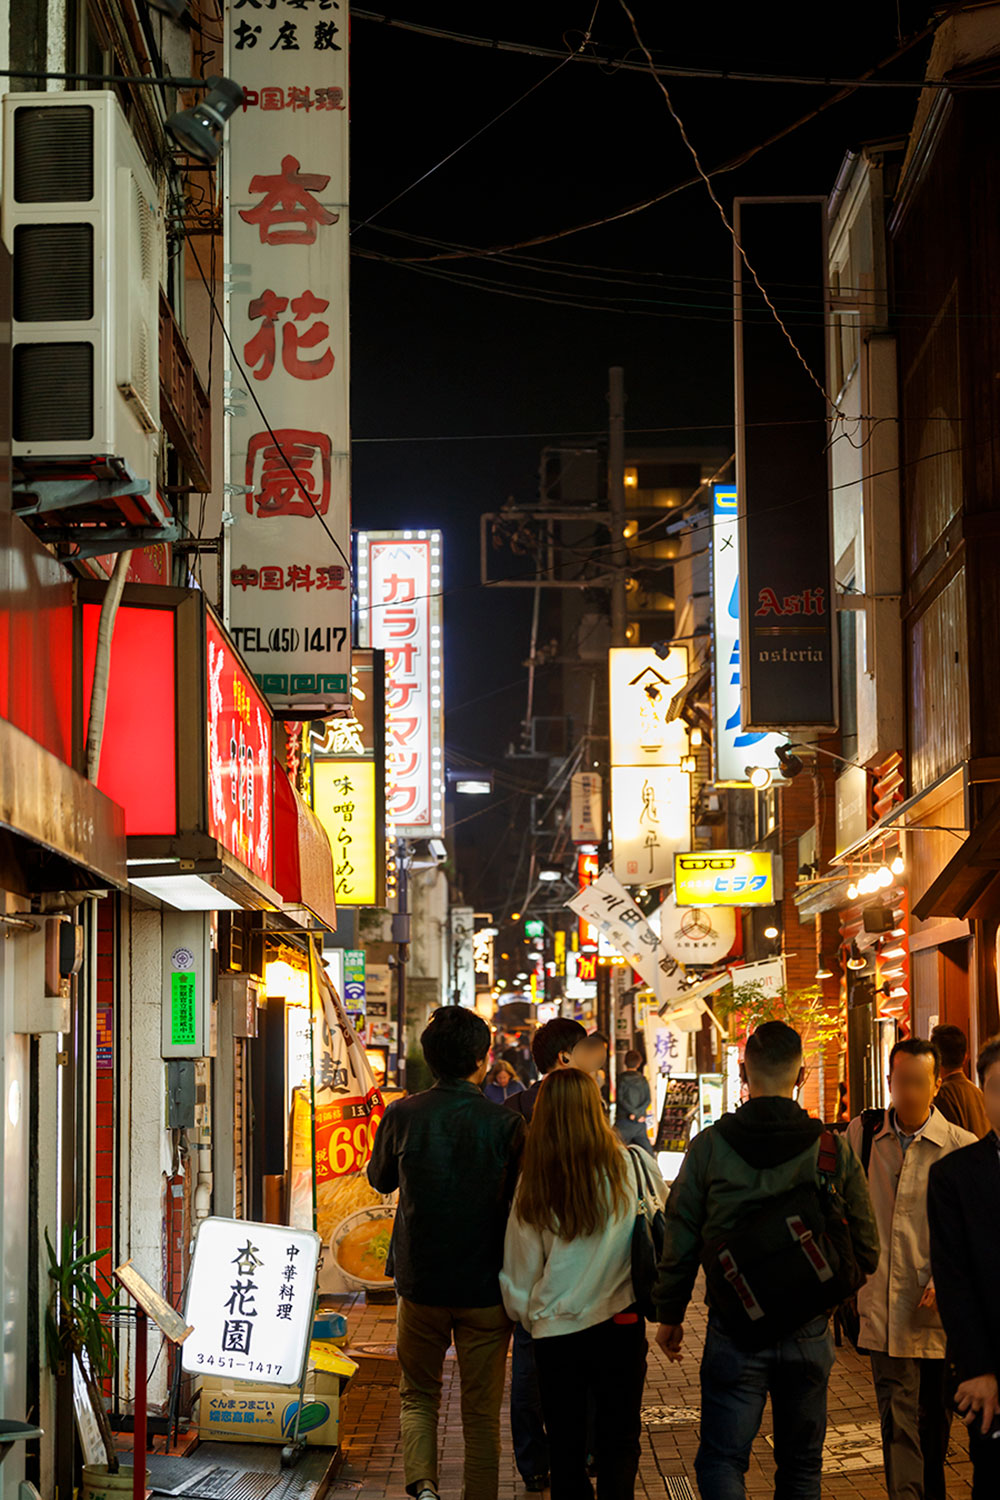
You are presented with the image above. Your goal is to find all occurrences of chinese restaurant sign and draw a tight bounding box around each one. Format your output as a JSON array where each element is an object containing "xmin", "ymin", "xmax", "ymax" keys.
[
  {"xmin": 610, "ymin": 766, "xmax": 691, "ymax": 886},
  {"xmin": 207, "ymin": 615, "xmax": 273, "ymax": 884},
  {"xmin": 183, "ymin": 1217, "xmax": 320, "ymax": 1386},
  {"xmin": 608, "ymin": 647, "xmax": 690, "ymax": 889},
  {"xmin": 734, "ymin": 198, "xmax": 835, "ymax": 730},
  {"xmin": 223, "ymin": 1, "xmax": 350, "ymax": 713},
  {"xmin": 673, "ymin": 849, "xmax": 775, "ymax": 907},
  {"xmin": 711, "ymin": 485, "xmax": 788, "ymax": 782},
  {"xmin": 357, "ymin": 532, "xmax": 444, "ymax": 838}
]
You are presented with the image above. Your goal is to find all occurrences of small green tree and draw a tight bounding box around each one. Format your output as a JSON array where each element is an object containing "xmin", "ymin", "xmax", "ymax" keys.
[
  {"xmin": 713, "ymin": 978, "xmax": 843, "ymax": 1082},
  {"xmin": 45, "ymin": 1222, "xmax": 121, "ymax": 1472}
]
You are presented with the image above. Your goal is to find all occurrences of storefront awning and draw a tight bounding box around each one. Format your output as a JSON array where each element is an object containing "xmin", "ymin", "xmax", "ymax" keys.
[
  {"xmin": 912, "ymin": 795, "xmax": 1000, "ymax": 921},
  {"xmin": 274, "ymin": 769, "xmax": 338, "ymax": 932},
  {"xmin": 0, "ymin": 714, "xmax": 127, "ymax": 892}
]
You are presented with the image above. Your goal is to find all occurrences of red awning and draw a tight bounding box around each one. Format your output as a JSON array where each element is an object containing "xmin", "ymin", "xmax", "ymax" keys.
[{"xmin": 274, "ymin": 767, "xmax": 338, "ymax": 931}]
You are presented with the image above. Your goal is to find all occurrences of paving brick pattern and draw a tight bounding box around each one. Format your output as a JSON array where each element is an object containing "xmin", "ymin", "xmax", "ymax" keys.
[{"xmin": 334, "ymin": 1288, "xmax": 974, "ymax": 1499}]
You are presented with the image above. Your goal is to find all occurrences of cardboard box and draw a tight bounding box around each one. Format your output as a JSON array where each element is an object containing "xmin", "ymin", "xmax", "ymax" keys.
[{"xmin": 198, "ymin": 1353, "xmax": 352, "ymax": 1444}]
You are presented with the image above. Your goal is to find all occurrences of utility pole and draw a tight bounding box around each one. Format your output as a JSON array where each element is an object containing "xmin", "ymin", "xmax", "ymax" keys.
[{"xmin": 608, "ymin": 366, "xmax": 628, "ymax": 647}]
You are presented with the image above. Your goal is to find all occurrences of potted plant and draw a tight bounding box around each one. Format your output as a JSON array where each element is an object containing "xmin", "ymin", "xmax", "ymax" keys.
[{"xmin": 45, "ymin": 1222, "xmax": 134, "ymax": 1499}]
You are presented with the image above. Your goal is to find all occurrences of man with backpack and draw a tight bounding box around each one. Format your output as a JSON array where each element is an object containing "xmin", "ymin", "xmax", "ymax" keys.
[
  {"xmin": 847, "ymin": 1037, "xmax": 977, "ymax": 1500},
  {"xmin": 653, "ymin": 1021, "xmax": 879, "ymax": 1499}
]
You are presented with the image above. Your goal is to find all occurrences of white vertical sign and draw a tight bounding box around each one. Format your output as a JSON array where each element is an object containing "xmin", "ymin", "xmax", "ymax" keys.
[
  {"xmin": 223, "ymin": 7, "xmax": 351, "ymax": 712},
  {"xmin": 711, "ymin": 485, "xmax": 786, "ymax": 782},
  {"xmin": 357, "ymin": 531, "xmax": 444, "ymax": 838}
]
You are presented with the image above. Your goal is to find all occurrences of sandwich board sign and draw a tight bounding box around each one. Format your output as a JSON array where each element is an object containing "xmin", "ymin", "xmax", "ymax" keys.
[{"xmin": 182, "ymin": 1217, "xmax": 320, "ymax": 1386}]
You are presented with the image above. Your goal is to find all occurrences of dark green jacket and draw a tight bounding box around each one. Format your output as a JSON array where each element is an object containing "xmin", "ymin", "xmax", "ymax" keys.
[{"xmin": 653, "ymin": 1096, "xmax": 880, "ymax": 1324}]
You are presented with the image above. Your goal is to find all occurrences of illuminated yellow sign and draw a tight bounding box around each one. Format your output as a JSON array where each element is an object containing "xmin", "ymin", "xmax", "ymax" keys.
[
  {"xmin": 314, "ymin": 760, "xmax": 378, "ymax": 907},
  {"xmin": 673, "ymin": 850, "xmax": 775, "ymax": 907}
]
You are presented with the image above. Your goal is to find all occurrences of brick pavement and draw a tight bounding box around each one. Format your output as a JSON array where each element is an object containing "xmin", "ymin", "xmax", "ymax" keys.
[{"xmin": 333, "ymin": 1289, "xmax": 974, "ymax": 1499}]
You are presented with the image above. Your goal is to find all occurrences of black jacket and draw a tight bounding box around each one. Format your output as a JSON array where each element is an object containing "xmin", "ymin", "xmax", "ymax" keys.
[
  {"xmin": 928, "ymin": 1133, "xmax": 1000, "ymax": 1382},
  {"xmin": 505, "ymin": 1078, "xmax": 541, "ymax": 1124},
  {"xmin": 368, "ymin": 1079, "xmax": 526, "ymax": 1307}
]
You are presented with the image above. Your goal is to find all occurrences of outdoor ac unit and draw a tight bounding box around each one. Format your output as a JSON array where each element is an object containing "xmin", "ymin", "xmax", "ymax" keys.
[{"xmin": 2, "ymin": 91, "xmax": 163, "ymax": 484}]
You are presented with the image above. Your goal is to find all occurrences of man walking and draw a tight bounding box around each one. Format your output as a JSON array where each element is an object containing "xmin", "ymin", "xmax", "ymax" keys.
[
  {"xmin": 929, "ymin": 1035, "xmax": 1000, "ymax": 1498},
  {"xmin": 653, "ymin": 1021, "xmax": 879, "ymax": 1498},
  {"xmin": 368, "ymin": 1007, "xmax": 526, "ymax": 1500},
  {"xmin": 614, "ymin": 1049, "xmax": 654, "ymax": 1155},
  {"xmin": 504, "ymin": 1017, "xmax": 602, "ymax": 1491},
  {"xmin": 929, "ymin": 1023, "xmax": 991, "ymax": 1139},
  {"xmin": 847, "ymin": 1037, "xmax": 977, "ymax": 1500}
]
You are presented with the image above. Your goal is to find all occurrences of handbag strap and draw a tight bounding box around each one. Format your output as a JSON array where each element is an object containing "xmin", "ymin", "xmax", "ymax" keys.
[{"xmin": 628, "ymin": 1146, "xmax": 650, "ymax": 1217}]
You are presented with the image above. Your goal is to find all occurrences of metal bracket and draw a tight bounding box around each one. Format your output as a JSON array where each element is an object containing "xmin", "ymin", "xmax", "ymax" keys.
[
  {"xmin": 13, "ymin": 476, "xmax": 151, "ymax": 516},
  {"xmin": 41, "ymin": 522, "xmax": 183, "ymax": 560}
]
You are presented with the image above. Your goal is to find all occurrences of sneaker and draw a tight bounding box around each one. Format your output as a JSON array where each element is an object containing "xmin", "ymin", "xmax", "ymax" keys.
[
  {"xmin": 416, "ymin": 1489, "xmax": 439, "ymax": 1500},
  {"xmin": 524, "ymin": 1477, "xmax": 548, "ymax": 1493}
]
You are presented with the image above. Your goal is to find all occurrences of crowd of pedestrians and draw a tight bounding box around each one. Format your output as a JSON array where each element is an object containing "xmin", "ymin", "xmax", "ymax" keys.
[{"xmin": 367, "ymin": 1007, "xmax": 1000, "ymax": 1500}]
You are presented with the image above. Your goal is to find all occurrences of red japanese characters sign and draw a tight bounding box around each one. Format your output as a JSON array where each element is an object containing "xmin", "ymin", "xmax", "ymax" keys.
[
  {"xmin": 358, "ymin": 533, "xmax": 444, "ymax": 838},
  {"xmin": 207, "ymin": 615, "xmax": 273, "ymax": 884},
  {"xmin": 224, "ymin": 3, "xmax": 350, "ymax": 714}
]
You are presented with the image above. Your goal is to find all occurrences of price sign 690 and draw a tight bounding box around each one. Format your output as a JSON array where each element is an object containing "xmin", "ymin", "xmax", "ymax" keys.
[{"xmin": 316, "ymin": 1100, "xmax": 385, "ymax": 1182}]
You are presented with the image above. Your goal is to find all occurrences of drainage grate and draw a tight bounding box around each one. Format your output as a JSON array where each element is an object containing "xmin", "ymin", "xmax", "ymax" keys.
[{"xmin": 662, "ymin": 1479, "xmax": 696, "ymax": 1500}]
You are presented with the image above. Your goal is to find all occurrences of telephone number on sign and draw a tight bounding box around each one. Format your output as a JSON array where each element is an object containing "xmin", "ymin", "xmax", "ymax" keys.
[
  {"xmin": 231, "ymin": 626, "xmax": 348, "ymax": 654},
  {"xmin": 196, "ymin": 1354, "xmax": 283, "ymax": 1375},
  {"xmin": 317, "ymin": 1115, "xmax": 383, "ymax": 1180}
]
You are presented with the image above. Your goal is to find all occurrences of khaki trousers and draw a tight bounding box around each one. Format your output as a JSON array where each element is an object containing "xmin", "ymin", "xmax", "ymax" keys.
[{"xmin": 396, "ymin": 1297, "xmax": 512, "ymax": 1500}]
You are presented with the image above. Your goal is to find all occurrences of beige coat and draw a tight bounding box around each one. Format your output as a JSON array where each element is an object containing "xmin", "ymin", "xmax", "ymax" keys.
[{"xmin": 847, "ymin": 1107, "xmax": 977, "ymax": 1358}]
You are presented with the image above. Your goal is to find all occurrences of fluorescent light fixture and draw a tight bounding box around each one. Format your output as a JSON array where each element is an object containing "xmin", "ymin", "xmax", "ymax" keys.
[
  {"xmin": 451, "ymin": 776, "xmax": 492, "ymax": 795},
  {"xmin": 130, "ymin": 873, "xmax": 241, "ymax": 911},
  {"xmin": 538, "ymin": 868, "xmax": 562, "ymax": 883}
]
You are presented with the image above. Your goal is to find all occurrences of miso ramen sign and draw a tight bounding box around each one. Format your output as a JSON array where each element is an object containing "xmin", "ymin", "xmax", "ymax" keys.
[{"xmin": 183, "ymin": 1217, "xmax": 320, "ymax": 1386}]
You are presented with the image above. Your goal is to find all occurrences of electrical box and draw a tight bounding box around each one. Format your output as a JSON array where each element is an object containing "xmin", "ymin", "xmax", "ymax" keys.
[
  {"xmin": 161, "ymin": 910, "xmax": 215, "ymax": 1059},
  {"xmin": 219, "ymin": 973, "xmax": 262, "ymax": 1039}
]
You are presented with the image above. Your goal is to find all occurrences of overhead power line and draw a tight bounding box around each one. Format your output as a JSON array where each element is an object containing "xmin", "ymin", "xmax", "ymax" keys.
[{"xmin": 349, "ymin": 8, "xmax": 998, "ymax": 92}]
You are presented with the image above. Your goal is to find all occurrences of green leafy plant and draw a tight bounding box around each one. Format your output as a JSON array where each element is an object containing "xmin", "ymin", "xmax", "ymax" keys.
[
  {"xmin": 714, "ymin": 978, "xmax": 843, "ymax": 1060},
  {"xmin": 45, "ymin": 1221, "xmax": 122, "ymax": 1472}
]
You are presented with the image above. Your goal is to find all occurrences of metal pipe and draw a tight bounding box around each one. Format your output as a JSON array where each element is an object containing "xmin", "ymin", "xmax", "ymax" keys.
[{"xmin": 86, "ymin": 551, "xmax": 132, "ymax": 782}]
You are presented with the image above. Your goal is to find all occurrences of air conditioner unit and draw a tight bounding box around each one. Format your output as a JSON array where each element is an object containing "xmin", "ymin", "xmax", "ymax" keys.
[{"xmin": 2, "ymin": 91, "xmax": 163, "ymax": 486}]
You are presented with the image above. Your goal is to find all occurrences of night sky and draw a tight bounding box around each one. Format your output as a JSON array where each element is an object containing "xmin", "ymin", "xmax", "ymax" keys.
[{"xmin": 348, "ymin": 1, "xmax": 936, "ymax": 903}]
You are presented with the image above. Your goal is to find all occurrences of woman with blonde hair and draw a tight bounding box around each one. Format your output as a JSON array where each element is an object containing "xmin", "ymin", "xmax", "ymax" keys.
[{"xmin": 501, "ymin": 1068, "xmax": 658, "ymax": 1500}]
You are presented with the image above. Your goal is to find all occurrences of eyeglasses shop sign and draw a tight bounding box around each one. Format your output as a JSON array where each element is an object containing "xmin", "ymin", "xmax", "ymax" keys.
[{"xmin": 673, "ymin": 850, "xmax": 777, "ymax": 907}]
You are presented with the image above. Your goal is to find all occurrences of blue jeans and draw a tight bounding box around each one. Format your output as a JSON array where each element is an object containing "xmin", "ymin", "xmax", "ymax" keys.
[
  {"xmin": 695, "ymin": 1313, "xmax": 834, "ymax": 1500},
  {"xmin": 511, "ymin": 1321, "xmax": 549, "ymax": 1480}
]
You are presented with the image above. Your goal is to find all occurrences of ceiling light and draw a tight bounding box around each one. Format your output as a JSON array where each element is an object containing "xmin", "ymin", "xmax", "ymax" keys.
[
  {"xmin": 876, "ymin": 865, "xmax": 893, "ymax": 888},
  {"xmin": 815, "ymin": 964, "xmax": 835, "ymax": 980},
  {"xmin": 747, "ymin": 765, "xmax": 772, "ymax": 789},
  {"xmin": 846, "ymin": 942, "xmax": 867, "ymax": 971},
  {"xmin": 510, "ymin": 912, "xmax": 521, "ymax": 921},
  {"xmin": 681, "ymin": 755, "xmax": 697, "ymax": 774},
  {"xmin": 130, "ymin": 873, "xmax": 241, "ymax": 911},
  {"xmin": 891, "ymin": 854, "xmax": 905, "ymax": 875},
  {"xmin": 538, "ymin": 868, "xmax": 562, "ymax": 883},
  {"xmin": 847, "ymin": 883, "xmax": 859, "ymax": 901},
  {"xmin": 166, "ymin": 76, "xmax": 245, "ymax": 163},
  {"xmin": 690, "ymin": 727, "xmax": 704, "ymax": 747},
  {"xmin": 763, "ymin": 925, "xmax": 779, "ymax": 940}
]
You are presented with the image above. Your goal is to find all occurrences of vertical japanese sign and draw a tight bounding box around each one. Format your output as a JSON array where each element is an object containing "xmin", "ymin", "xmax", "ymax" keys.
[
  {"xmin": 608, "ymin": 647, "xmax": 691, "ymax": 887},
  {"xmin": 183, "ymin": 1217, "xmax": 321, "ymax": 1385},
  {"xmin": 711, "ymin": 485, "xmax": 788, "ymax": 782},
  {"xmin": 357, "ymin": 532, "xmax": 444, "ymax": 838},
  {"xmin": 206, "ymin": 614, "xmax": 273, "ymax": 884},
  {"xmin": 734, "ymin": 197, "xmax": 835, "ymax": 730},
  {"xmin": 312, "ymin": 650, "xmax": 386, "ymax": 906},
  {"xmin": 224, "ymin": 2, "xmax": 350, "ymax": 714}
]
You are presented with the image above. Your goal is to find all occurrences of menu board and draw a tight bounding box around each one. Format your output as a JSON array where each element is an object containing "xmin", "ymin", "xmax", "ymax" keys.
[{"xmin": 654, "ymin": 1077, "xmax": 699, "ymax": 1154}]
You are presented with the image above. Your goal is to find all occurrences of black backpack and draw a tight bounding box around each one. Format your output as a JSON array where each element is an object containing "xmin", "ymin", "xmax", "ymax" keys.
[{"xmin": 703, "ymin": 1130, "xmax": 866, "ymax": 1351}]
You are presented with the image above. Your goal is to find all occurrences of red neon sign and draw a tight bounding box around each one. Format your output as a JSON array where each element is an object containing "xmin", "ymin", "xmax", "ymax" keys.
[{"xmin": 206, "ymin": 615, "xmax": 273, "ymax": 884}]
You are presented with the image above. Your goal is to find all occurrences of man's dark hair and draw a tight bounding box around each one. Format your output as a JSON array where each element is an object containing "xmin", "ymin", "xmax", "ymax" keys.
[
  {"xmin": 930, "ymin": 1024, "xmax": 968, "ymax": 1072},
  {"xmin": 532, "ymin": 1017, "xmax": 586, "ymax": 1074},
  {"xmin": 976, "ymin": 1035, "xmax": 1000, "ymax": 1088},
  {"xmin": 421, "ymin": 1006, "xmax": 491, "ymax": 1081},
  {"xmin": 889, "ymin": 1036, "xmax": 941, "ymax": 1078},
  {"xmin": 624, "ymin": 1049, "xmax": 643, "ymax": 1070},
  {"xmin": 744, "ymin": 1021, "xmax": 803, "ymax": 1081}
]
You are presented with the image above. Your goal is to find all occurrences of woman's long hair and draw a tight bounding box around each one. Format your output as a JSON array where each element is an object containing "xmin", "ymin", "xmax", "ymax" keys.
[{"xmin": 516, "ymin": 1068, "xmax": 630, "ymax": 1240}]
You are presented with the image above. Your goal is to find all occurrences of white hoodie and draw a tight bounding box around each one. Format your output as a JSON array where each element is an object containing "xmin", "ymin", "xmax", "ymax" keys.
[{"xmin": 500, "ymin": 1146, "xmax": 664, "ymax": 1339}]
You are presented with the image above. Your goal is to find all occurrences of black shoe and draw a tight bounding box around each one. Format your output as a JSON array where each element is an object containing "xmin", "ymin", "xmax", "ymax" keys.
[{"xmin": 524, "ymin": 1477, "xmax": 548, "ymax": 1492}]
